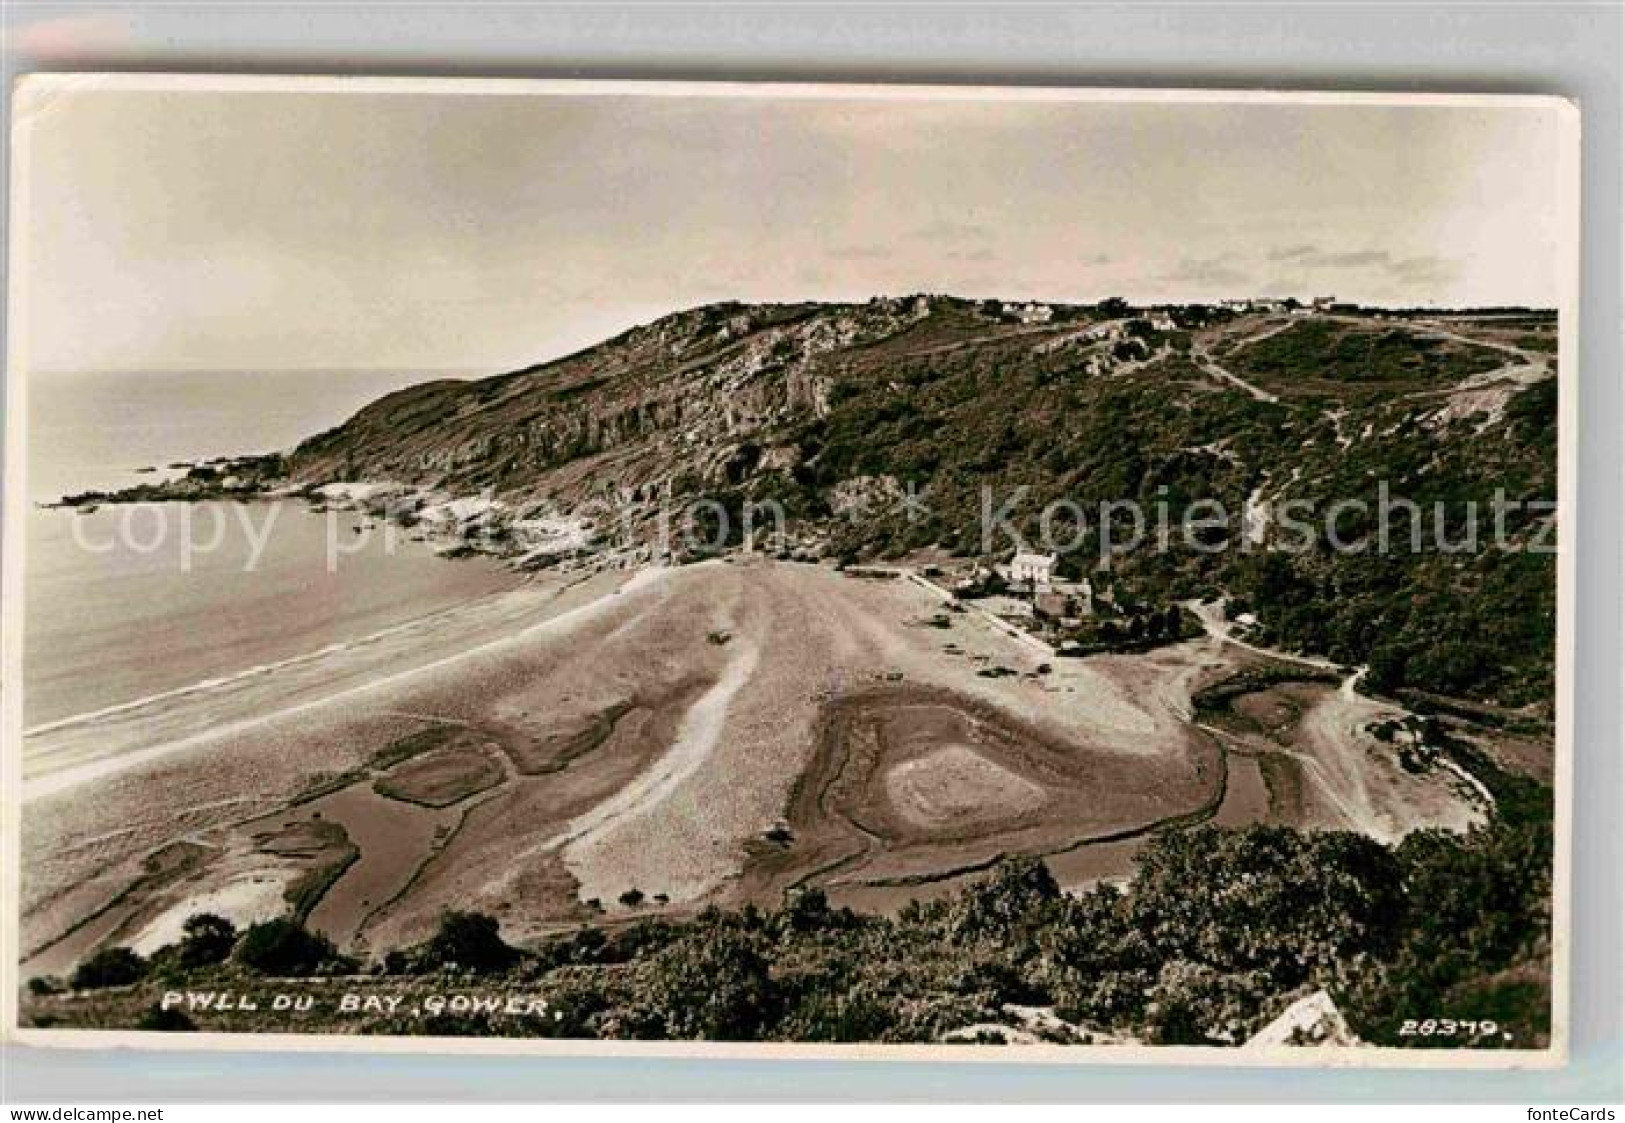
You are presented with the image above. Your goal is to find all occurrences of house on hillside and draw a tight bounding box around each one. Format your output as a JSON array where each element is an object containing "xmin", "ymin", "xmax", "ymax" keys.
[
  {"xmin": 1008, "ymin": 552, "xmax": 1057, "ymax": 589},
  {"xmin": 1311, "ymin": 295, "xmax": 1337, "ymax": 311}
]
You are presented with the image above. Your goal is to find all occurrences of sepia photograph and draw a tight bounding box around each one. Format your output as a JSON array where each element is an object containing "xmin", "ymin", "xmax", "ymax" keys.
[{"xmin": 3, "ymin": 76, "xmax": 1577, "ymax": 1063}]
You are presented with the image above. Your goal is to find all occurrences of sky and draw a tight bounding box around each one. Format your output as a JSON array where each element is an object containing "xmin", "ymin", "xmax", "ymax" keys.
[{"xmin": 17, "ymin": 82, "xmax": 1572, "ymax": 376}]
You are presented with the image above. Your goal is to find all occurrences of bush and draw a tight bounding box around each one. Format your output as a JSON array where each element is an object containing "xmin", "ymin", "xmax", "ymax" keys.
[
  {"xmin": 636, "ymin": 927, "xmax": 776, "ymax": 1040},
  {"xmin": 420, "ymin": 910, "xmax": 517, "ymax": 974},
  {"xmin": 70, "ymin": 947, "xmax": 146, "ymax": 990},
  {"xmin": 233, "ymin": 919, "xmax": 340, "ymax": 976},
  {"xmin": 31, "ymin": 818, "xmax": 1546, "ymax": 1047},
  {"xmin": 777, "ymin": 984, "xmax": 896, "ymax": 1043},
  {"xmin": 176, "ymin": 913, "xmax": 237, "ymax": 968},
  {"xmin": 1142, "ymin": 960, "xmax": 1278, "ymax": 1045},
  {"xmin": 135, "ymin": 1004, "xmax": 195, "ymax": 1031}
]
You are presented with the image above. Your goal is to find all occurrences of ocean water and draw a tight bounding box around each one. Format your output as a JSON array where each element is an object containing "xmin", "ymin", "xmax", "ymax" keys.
[{"xmin": 20, "ymin": 370, "xmax": 523, "ymax": 729}]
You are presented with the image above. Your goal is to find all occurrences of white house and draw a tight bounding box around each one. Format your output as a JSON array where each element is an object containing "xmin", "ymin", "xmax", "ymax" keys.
[{"xmin": 1008, "ymin": 552, "xmax": 1057, "ymax": 588}]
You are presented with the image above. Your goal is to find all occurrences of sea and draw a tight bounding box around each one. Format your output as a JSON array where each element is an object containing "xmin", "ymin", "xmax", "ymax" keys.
[{"xmin": 19, "ymin": 370, "xmax": 522, "ymax": 730}]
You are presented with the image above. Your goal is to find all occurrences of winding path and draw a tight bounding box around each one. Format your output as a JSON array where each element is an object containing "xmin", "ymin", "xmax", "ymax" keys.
[{"xmin": 1190, "ymin": 342, "xmax": 1281, "ymax": 404}]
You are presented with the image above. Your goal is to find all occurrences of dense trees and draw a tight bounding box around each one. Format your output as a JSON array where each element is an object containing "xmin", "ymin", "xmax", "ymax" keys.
[
  {"xmin": 630, "ymin": 927, "xmax": 776, "ymax": 1040},
  {"xmin": 173, "ymin": 913, "xmax": 237, "ymax": 968},
  {"xmin": 779, "ymin": 306, "xmax": 1556, "ymax": 710},
  {"xmin": 1340, "ymin": 763, "xmax": 1553, "ymax": 1047},
  {"xmin": 1130, "ymin": 828, "xmax": 1406, "ymax": 981}
]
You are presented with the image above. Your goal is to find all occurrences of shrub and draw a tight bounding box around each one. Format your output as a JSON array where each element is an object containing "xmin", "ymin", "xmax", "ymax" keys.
[
  {"xmin": 70, "ymin": 947, "xmax": 146, "ymax": 990},
  {"xmin": 176, "ymin": 913, "xmax": 237, "ymax": 968},
  {"xmin": 135, "ymin": 1005, "xmax": 195, "ymax": 1032},
  {"xmin": 1129, "ymin": 826, "xmax": 1404, "ymax": 988},
  {"xmin": 775, "ymin": 887, "xmax": 833, "ymax": 936},
  {"xmin": 233, "ymin": 919, "xmax": 339, "ymax": 976}
]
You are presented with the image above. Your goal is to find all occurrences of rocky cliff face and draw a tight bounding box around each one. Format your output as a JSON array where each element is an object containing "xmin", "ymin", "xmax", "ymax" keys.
[{"xmin": 287, "ymin": 295, "xmax": 942, "ymax": 515}]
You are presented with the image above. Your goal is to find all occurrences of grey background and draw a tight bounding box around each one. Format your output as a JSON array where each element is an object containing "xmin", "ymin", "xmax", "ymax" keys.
[{"xmin": 1, "ymin": 1, "xmax": 1620, "ymax": 1105}]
